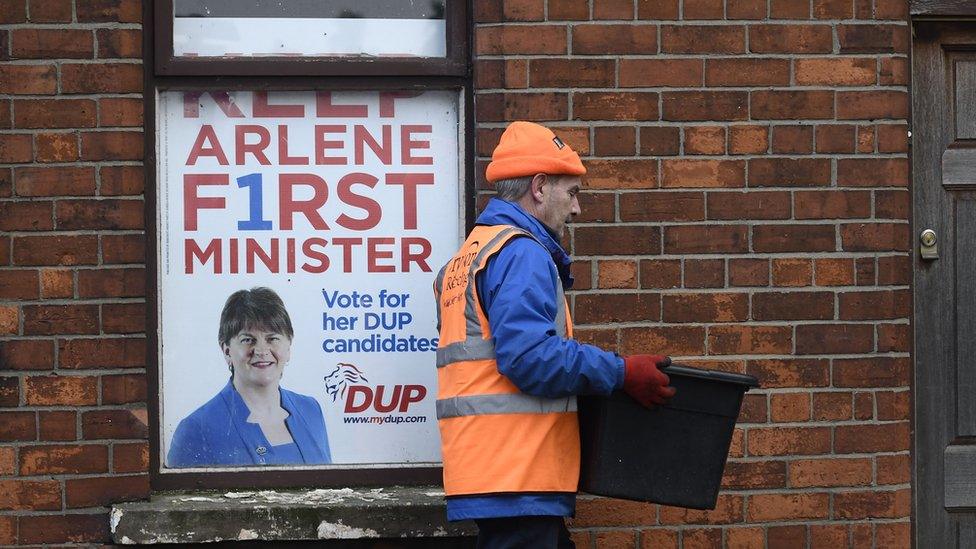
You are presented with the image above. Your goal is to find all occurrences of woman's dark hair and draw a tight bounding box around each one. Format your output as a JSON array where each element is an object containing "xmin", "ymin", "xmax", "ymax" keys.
[{"xmin": 218, "ymin": 287, "xmax": 294, "ymax": 347}]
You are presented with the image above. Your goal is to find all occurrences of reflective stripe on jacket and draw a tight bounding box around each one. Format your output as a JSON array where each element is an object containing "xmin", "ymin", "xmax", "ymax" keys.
[{"xmin": 434, "ymin": 224, "xmax": 579, "ymax": 496}]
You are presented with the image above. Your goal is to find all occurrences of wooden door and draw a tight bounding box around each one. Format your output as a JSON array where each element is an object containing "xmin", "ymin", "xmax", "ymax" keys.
[{"xmin": 913, "ymin": 21, "xmax": 976, "ymax": 548}]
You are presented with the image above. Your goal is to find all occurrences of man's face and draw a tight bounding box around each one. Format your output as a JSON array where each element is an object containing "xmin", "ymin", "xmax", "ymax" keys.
[{"xmin": 538, "ymin": 175, "xmax": 582, "ymax": 238}]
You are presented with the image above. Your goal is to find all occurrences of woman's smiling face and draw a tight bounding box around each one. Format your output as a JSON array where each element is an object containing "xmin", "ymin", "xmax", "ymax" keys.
[{"xmin": 224, "ymin": 326, "xmax": 292, "ymax": 389}]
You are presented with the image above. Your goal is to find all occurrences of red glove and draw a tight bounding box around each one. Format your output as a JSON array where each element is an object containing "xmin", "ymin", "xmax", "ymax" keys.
[{"xmin": 623, "ymin": 355, "xmax": 676, "ymax": 408}]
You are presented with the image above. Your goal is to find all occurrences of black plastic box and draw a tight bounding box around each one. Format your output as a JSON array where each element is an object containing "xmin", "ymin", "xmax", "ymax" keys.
[{"xmin": 578, "ymin": 364, "xmax": 759, "ymax": 510}]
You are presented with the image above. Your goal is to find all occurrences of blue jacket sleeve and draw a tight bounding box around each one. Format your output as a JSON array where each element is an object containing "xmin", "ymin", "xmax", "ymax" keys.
[
  {"xmin": 476, "ymin": 238, "xmax": 625, "ymax": 398},
  {"xmin": 167, "ymin": 415, "xmax": 206, "ymax": 467}
]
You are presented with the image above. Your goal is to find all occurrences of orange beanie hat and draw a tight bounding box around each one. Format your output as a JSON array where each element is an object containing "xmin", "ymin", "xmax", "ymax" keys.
[{"xmin": 485, "ymin": 121, "xmax": 586, "ymax": 183}]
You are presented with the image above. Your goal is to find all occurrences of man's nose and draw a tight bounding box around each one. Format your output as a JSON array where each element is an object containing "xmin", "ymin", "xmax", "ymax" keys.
[{"xmin": 571, "ymin": 196, "xmax": 581, "ymax": 216}]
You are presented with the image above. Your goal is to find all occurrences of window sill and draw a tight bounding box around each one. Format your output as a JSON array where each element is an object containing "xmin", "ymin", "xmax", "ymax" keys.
[{"xmin": 111, "ymin": 486, "xmax": 475, "ymax": 544}]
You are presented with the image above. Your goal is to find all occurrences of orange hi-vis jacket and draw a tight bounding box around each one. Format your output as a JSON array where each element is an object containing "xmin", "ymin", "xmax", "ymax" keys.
[{"xmin": 433, "ymin": 224, "xmax": 579, "ymax": 496}]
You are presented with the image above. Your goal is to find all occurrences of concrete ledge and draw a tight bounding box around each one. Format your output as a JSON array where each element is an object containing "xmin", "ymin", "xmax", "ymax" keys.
[{"xmin": 110, "ymin": 486, "xmax": 476, "ymax": 544}]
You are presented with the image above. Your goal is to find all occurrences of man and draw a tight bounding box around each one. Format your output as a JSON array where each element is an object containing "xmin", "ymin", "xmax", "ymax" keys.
[{"xmin": 433, "ymin": 121, "xmax": 676, "ymax": 548}]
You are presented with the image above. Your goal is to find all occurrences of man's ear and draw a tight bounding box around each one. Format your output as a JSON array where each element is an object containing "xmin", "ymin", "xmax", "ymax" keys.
[{"xmin": 530, "ymin": 173, "xmax": 548, "ymax": 203}]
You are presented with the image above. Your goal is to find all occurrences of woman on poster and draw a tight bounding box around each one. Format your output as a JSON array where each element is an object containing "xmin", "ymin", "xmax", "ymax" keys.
[{"xmin": 167, "ymin": 287, "xmax": 332, "ymax": 467}]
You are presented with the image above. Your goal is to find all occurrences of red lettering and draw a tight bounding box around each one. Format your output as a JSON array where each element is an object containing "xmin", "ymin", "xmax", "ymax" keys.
[
  {"xmin": 229, "ymin": 238, "xmax": 239, "ymax": 274},
  {"xmin": 332, "ymin": 237, "xmax": 362, "ymax": 273},
  {"xmin": 185, "ymin": 238, "xmax": 222, "ymax": 274},
  {"xmin": 401, "ymin": 124, "xmax": 433, "ymax": 165},
  {"xmin": 314, "ymin": 125, "xmax": 347, "ymax": 165},
  {"xmin": 245, "ymin": 238, "xmax": 278, "ymax": 273},
  {"xmin": 368, "ymin": 238, "xmax": 396, "ymax": 273},
  {"xmin": 386, "ymin": 173, "xmax": 434, "ymax": 230},
  {"xmin": 186, "ymin": 125, "xmax": 229, "ymax": 166},
  {"xmin": 379, "ymin": 91, "xmax": 421, "ymax": 117},
  {"xmin": 345, "ymin": 386, "xmax": 371, "ymax": 413},
  {"xmin": 183, "ymin": 91, "xmax": 245, "ymax": 118},
  {"xmin": 336, "ymin": 173, "xmax": 381, "ymax": 231},
  {"xmin": 183, "ymin": 174, "xmax": 228, "ymax": 230},
  {"xmin": 316, "ymin": 92, "xmax": 368, "ymax": 117},
  {"xmin": 253, "ymin": 91, "xmax": 304, "ymax": 118},
  {"xmin": 302, "ymin": 238, "xmax": 330, "ymax": 273},
  {"xmin": 373, "ymin": 385, "xmax": 400, "ymax": 413},
  {"xmin": 278, "ymin": 125, "xmax": 309, "ymax": 165},
  {"xmin": 279, "ymin": 174, "xmax": 329, "ymax": 230},
  {"xmin": 235, "ymin": 125, "xmax": 271, "ymax": 165},
  {"xmin": 399, "ymin": 385, "xmax": 427, "ymax": 412},
  {"xmin": 401, "ymin": 237, "xmax": 432, "ymax": 272},
  {"xmin": 354, "ymin": 124, "xmax": 392, "ymax": 165}
]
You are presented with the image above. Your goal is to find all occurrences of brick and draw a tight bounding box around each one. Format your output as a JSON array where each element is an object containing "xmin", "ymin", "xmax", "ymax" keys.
[
  {"xmin": 839, "ymin": 24, "xmax": 909, "ymax": 53},
  {"xmin": 14, "ymin": 99, "xmax": 97, "ymax": 129},
  {"xmin": 0, "ymin": 64, "xmax": 57, "ymax": 94},
  {"xmin": 98, "ymin": 166, "xmax": 143, "ymax": 197},
  {"xmin": 114, "ymin": 441, "xmax": 149, "ymax": 473},
  {"xmin": 35, "ymin": 132, "xmax": 79, "ymax": 163},
  {"xmin": 574, "ymin": 92, "xmax": 659, "ymax": 121},
  {"xmin": 77, "ymin": 0, "xmax": 141, "ymax": 22},
  {"xmin": 640, "ymin": 126, "xmax": 680, "ymax": 155},
  {"xmin": 662, "ymin": 91, "xmax": 749, "ymax": 121},
  {"xmin": 795, "ymin": 190, "xmax": 871, "ymax": 219},
  {"xmin": 0, "ymin": 133, "xmax": 32, "ymax": 163},
  {"xmin": 768, "ymin": 525, "xmax": 807, "ymax": 549},
  {"xmin": 573, "ymin": 25, "xmax": 657, "ymax": 54},
  {"xmin": 0, "ymin": 447, "xmax": 13, "ymax": 476},
  {"xmin": 662, "ymin": 25, "xmax": 745, "ymax": 53},
  {"xmin": 0, "ymin": 0, "xmax": 27, "ymax": 22},
  {"xmin": 549, "ymin": 0, "xmax": 589, "ymax": 19},
  {"xmin": 834, "ymin": 489, "xmax": 911, "ymax": 519},
  {"xmin": 770, "ymin": 392, "xmax": 809, "ymax": 422},
  {"xmin": 82, "ymin": 408, "xmax": 148, "ymax": 439},
  {"xmin": 706, "ymin": 58, "xmax": 790, "ymax": 86},
  {"xmin": 102, "ymin": 302, "xmax": 146, "ymax": 334},
  {"xmin": 473, "ymin": 0, "xmax": 500, "ymax": 22},
  {"xmin": 594, "ymin": 260, "xmax": 636, "ymax": 289},
  {"xmin": 709, "ymin": 325, "xmax": 792, "ymax": 355},
  {"xmin": 854, "ymin": 391, "xmax": 874, "ymax": 420},
  {"xmin": 795, "ymin": 57, "xmax": 876, "ymax": 86},
  {"xmin": 771, "ymin": 258, "xmax": 812, "ymax": 286},
  {"xmin": 0, "ymin": 236, "xmax": 8, "ymax": 266},
  {"xmin": 878, "ymin": 255, "xmax": 910, "ymax": 285},
  {"xmin": 838, "ymin": 158, "xmax": 909, "ymax": 186},
  {"xmin": 11, "ymin": 29, "xmax": 93, "ymax": 58},
  {"xmin": 476, "ymin": 25, "xmax": 567, "ymax": 55},
  {"xmin": 531, "ymin": 59, "xmax": 614, "ymax": 88},
  {"xmin": 56, "ymin": 198, "xmax": 143, "ymax": 230},
  {"xmin": 575, "ymin": 327, "xmax": 617, "ymax": 349},
  {"xmin": 20, "ymin": 443, "xmax": 108, "ymax": 474},
  {"xmin": 640, "ymin": 259, "xmax": 681, "ymax": 289},
  {"xmin": 663, "ymin": 293, "xmax": 747, "ymax": 323},
  {"xmin": 593, "ymin": 126, "xmax": 635, "ymax": 156},
  {"xmin": 14, "ymin": 166, "xmax": 96, "ymax": 196},
  {"xmin": 790, "ymin": 457, "xmax": 872, "ymax": 487},
  {"xmin": 684, "ymin": 126, "xmax": 725, "ymax": 155},
  {"xmin": 0, "ymin": 102, "xmax": 9, "ymax": 129},
  {"xmin": 573, "ymin": 497, "xmax": 657, "ymax": 527},
  {"xmin": 571, "ymin": 260, "xmax": 592, "ymax": 290},
  {"xmin": 0, "ymin": 376, "xmax": 18, "ymax": 405},
  {"xmin": 748, "ymin": 158, "xmax": 831, "ymax": 187},
  {"xmin": 810, "ymin": 524, "xmax": 848, "ymax": 549},
  {"xmin": 877, "ymin": 454, "xmax": 911, "ymax": 484},
  {"xmin": 749, "ymin": 24, "xmax": 833, "ymax": 53},
  {"xmin": 30, "ymin": 0, "xmax": 72, "ymax": 21},
  {"xmin": 877, "ymin": 390, "xmax": 910, "ymax": 421},
  {"xmin": 620, "ymin": 192, "xmax": 703, "ymax": 222},
  {"xmin": 833, "ymin": 357, "xmax": 909, "ymax": 388},
  {"xmin": 0, "ymin": 269, "xmax": 38, "ymax": 299},
  {"xmin": 727, "ymin": 0, "xmax": 766, "ymax": 19},
  {"xmin": 729, "ymin": 125, "xmax": 768, "ymax": 154},
  {"xmin": 77, "ymin": 268, "xmax": 144, "ymax": 298},
  {"xmin": 752, "ymin": 90, "xmax": 834, "ymax": 120},
  {"xmin": 837, "ymin": 91, "xmax": 909, "ymax": 120},
  {"xmin": 880, "ymin": 57, "xmax": 909, "ymax": 86},
  {"xmin": 722, "ymin": 461, "xmax": 785, "ymax": 490},
  {"xmin": 0, "ymin": 306, "xmax": 18, "ymax": 334},
  {"xmin": 576, "ymin": 293, "xmax": 659, "ymax": 323},
  {"xmin": 24, "ymin": 374, "xmax": 97, "ymax": 406},
  {"xmin": 839, "ymin": 289, "xmax": 910, "ymax": 320},
  {"xmin": 664, "ymin": 225, "xmax": 748, "ymax": 253},
  {"xmin": 19, "ymin": 512, "xmax": 111, "ymax": 544},
  {"xmin": 876, "ymin": 522, "xmax": 911, "ymax": 549},
  {"xmin": 81, "ymin": 131, "xmax": 144, "ymax": 160},
  {"xmin": 814, "ymin": 0, "xmax": 853, "ymax": 18},
  {"xmin": 0, "ymin": 479, "xmax": 61, "ymax": 510},
  {"xmin": 62, "ymin": 63, "xmax": 143, "ymax": 94},
  {"xmin": 729, "ymin": 258, "xmax": 768, "ymax": 287},
  {"xmin": 747, "ymin": 492, "xmax": 830, "ymax": 521},
  {"xmin": 99, "ymin": 97, "xmax": 143, "ymax": 127},
  {"xmin": 103, "ymin": 234, "xmax": 146, "ymax": 265},
  {"xmin": 878, "ymin": 322, "xmax": 910, "ymax": 352},
  {"xmin": 575, "ymin": 226, "xmax": 659, "ymax": 255},
  {"xmin": 593, "ymin": 0, "xmax": 633, "ymax": 19},
  {"xmin": 726, "ymin": 527, "xmax": 765, "ymax": 549},
  {"xmin": 619, "ymin": 59, "xmax": 702, "ymax": 87},
  {"xmin": 0, "ymin": 339, "xmax": 54, "ymax": 370},
  {"xmin": 662, "ymin": 159, "xmax": 745, "ymax": 188},
  {"xmin": 594, "ymin": 530, "xmax": 636, "ymax": 548},
  {"xmin": 683, "ymin": 258, "xmax": 724, "ymax": 288},
  {"xmin": 583, "ymin": 160, "xmax": 658, "ymax": 189},
  {"xmin": 738, "ymin": 392, "xmax": 767, "ymax": 423},
  {"xmin": 770, "ymin": 0, "xmax": 810, "ymax": 18},
  {"xmin": 753, "ymin": 225, "xmax": 835, "ymax": 253},
  {"xmin": 475, "ymin": 93, "xmax": 568, "ymax": 122},
  {"xmin": 39, "ymin": 410, "xmax": 77, "ymax": 441},
  {"xmin": 684, "ymin": 0, "xmax": 724, "ymax": 18},
  {"xmin": 95, "ymin": 28, "xmax": 141, "ymax": 59},
  {"xmin": 502, "ymin": 0, "xmax": 544, "ymax": 21},
  {"xmin": 841, "ymin": 223, "xmax": 910, "ymax": 252},
  {"xmin": 474, "ymin": 59, "xmax": 525, "ymax": 89},
  {"xmin": 708, "ymin": 191, "xmax": 790, "ymax": 220},
  {"xmin": 816, "ymin": 124, "xmax": 856, "ymax": 153},
  {"xmin": 812, "ymin": 391, "xmax": 852, "ymax": 420},
  {"xmin": 878, "ymin": 124, "xmax": 909, "ymax": 153},
  {"xmin": 39, "ymin": 268, "xmax": 72, "ymax": 298},
  {"xmin": 0, "ymin": 200, "xmax": 53, "ymax": 231},
  {"xmin": 577, "ymin": 192, "xmax": 614, "ymax": 222},
  {"xmin": 752, "ymin": 291, "xmax": 833, "ymax": 321},
  {"xmin": 661, "ymin": 495, "xmax": 743, "ymax": 525},
  {"xmin": 620, "ymin": 326, "xmax": 705, "ymax": 356},
  {"xmin": 66, "ymin": 474, "xmax": 150, "ymax": 508},
  {"xmin": 771, "ymin": 125, "xmax": 813, "ymax": 154},
  {"xmin": 814, "ymin": 258, "xmax": 854, "ymax": 286},
  {"xmin": 639, "ymin": 529, "xmax": 679, "ymax": 549},
  {"xmin": 0, "ymin": 411, "xmax": 34, "ymax": 441},
  {"xmin": 100, "ymin": 374, "xmax": 147, "ymax": 406},
  {"xmin": 24, "ymin": 306, "xmax": 97, "ymax": 338},
  {"xmin": 796, "ymin": 323, "xmax": 874, "ymax": 354},
  {"xmin": 638, "ymin": 0, "xmax": 679, "ymax": 19}
]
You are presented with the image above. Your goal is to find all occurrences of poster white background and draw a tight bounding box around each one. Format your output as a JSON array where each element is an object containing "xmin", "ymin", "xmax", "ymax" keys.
[{"xmin": 157, "ymin": 90, "xmax": 462, "ymax": 467}]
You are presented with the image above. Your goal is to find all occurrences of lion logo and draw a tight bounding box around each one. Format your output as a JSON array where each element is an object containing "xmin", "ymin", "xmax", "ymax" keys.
[{"xmin": 324, "ymin": 363, "xmax": 368, "ymax": 402}]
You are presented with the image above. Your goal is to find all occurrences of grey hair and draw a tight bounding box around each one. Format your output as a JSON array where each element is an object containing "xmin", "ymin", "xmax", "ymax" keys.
[{"xmin": 492, "ymin": 176, "xmax": 534, "ymax": 202}]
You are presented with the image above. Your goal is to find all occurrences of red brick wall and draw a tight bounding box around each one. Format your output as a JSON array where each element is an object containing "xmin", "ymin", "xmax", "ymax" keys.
[
  {"xmin": 475, "ymin": 1, "xmax": 911, "ymax": 547},
  {"xmin": 0, "ymin": 0, "xmax": 148, "ymax": 544}
]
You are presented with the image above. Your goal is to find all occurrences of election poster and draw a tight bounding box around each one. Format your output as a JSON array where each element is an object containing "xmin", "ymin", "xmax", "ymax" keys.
[{"xmin": 156, "ymin": 90, "xmax": 463, "ymax": 469}]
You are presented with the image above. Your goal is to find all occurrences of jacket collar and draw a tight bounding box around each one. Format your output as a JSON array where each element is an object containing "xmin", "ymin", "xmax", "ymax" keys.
[{"xmin": 476, "ymin": 198, "xmax": 575, "ymax": 288}]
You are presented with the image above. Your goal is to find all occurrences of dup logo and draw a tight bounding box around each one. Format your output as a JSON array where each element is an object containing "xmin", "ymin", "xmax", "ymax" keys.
[{"xmin": 324, "ymin": 363, "xmax": 427, "ymax": 413}]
